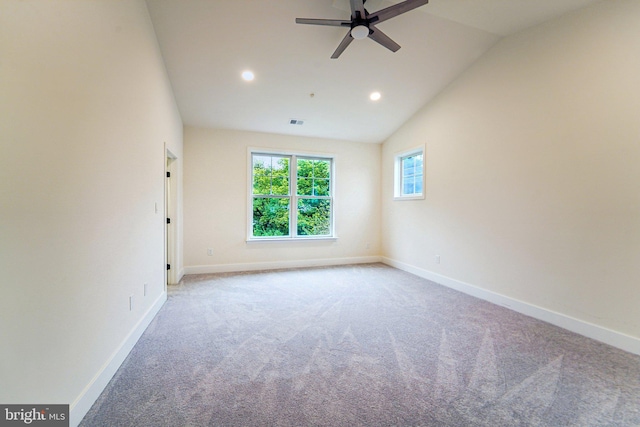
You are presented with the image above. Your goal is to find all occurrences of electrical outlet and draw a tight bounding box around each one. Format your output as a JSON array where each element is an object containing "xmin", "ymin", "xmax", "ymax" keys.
[
  {"xmin": 366, "ymin": 243, "xmax": 370, "ymax": 249},
  {"xmin": 144, "ymin": 283, "xmax": 148, "ymax": 297},
  {"xmin": 207, "ymin": 248, "xmax": 214, "ymax": 256},
  {"xmin": 435, "ymin": 255, "xmax": 441, "ymax": 264},
  {"xmin": 129, "ymin": 295, "xmax": 133, "ymax": 311}
]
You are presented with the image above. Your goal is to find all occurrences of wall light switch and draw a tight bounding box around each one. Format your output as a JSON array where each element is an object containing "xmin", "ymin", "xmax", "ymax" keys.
[{"xmin": 207, "ymin": 248, "xmax": 214, "ymax": 256}]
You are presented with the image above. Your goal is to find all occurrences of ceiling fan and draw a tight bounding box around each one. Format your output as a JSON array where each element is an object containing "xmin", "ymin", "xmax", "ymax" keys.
[{"xmin": 296, "ymin": 0, "xmax": 429, "ymax": 59}]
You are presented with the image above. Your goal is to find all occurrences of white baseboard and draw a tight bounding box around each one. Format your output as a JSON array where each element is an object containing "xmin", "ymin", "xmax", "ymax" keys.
[
  {"xmin": 184, "ymin": 256, "xmax": 382, "ymax": 275},
  {"xmin": 382, "ymin": 257, "xmax": 640, "ymax": 357},
  {"xmin": 69, "ymin": 291, "xmax": 167, "ymax": 427}
]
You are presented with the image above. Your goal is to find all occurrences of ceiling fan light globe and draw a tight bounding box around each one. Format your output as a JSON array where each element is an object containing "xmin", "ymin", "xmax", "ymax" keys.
[
  {"xmin": 351, "ymin": 25, "xmax": 369, "ymax": 40},
  {"xmin": 241, "ymin": 70, "xmax": 254, "ymax": 81}
]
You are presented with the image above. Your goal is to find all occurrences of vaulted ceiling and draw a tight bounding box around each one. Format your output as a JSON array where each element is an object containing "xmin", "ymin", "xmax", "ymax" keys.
[{"xmin": 147, "ymin": 0, "xmax": 601, "ymax": 143}]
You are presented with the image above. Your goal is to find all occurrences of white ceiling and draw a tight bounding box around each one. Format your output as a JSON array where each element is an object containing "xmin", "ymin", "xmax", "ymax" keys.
[{"xmin": 146, "ymin": 0, "xmax": 601, "ymax": 143}]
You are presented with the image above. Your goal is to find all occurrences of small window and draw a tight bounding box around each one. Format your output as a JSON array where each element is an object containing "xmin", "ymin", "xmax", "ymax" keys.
[
  {"xmin": 249, "ymin": 151, "xmax": 334, "ymax": 239},
  {"xmin": 394, "ymin": 146, "xmax": 425, "ymax": 200}
]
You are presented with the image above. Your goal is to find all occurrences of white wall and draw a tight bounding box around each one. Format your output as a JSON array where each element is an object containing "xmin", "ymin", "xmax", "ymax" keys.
[
  {"xmin": 184, "ymin": 127, "xmax": 381, "ymax": 272},
  {"xmin": 382, "ymin": 0, "xmax": 640, "ymax": 344},
  {"xmin": 0, "ymin": 0, "xmax": 183, "ymax": 423}
]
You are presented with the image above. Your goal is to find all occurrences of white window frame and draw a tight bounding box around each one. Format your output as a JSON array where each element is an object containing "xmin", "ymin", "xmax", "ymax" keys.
[
  {"xmin": 247, "ymin": 148, "xmax": 336, "ymax": 241},
  {"xmin": 394, "ymin": 145, "xmax": 425, "ymax": 200}
]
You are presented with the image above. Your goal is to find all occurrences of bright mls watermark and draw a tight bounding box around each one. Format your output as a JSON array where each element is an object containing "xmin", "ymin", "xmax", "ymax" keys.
[{"xmin": 1, "ymin": 405, "xmax": 68, "ymax": 426}]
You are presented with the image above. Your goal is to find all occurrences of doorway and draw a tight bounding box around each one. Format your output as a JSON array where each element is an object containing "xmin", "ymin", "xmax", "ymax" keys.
[{"xmin": 165, "ymin": 147, "xmax": 178, "ymax": 288}]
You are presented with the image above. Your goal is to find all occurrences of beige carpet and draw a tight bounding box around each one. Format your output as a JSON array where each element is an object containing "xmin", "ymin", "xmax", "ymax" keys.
[{"xmin": 81, "ymin": 264, "xmax": 640, "ymax": 426}]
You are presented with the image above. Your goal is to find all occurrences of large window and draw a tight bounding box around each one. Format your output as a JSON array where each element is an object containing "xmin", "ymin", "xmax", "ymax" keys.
[
  {"xmin": 250, "ymin": 151, "xmax": 333, "ymax": 239},
  {"xmin": 394, "ymin": 146, "xmax": 425, "ymax": 200}
]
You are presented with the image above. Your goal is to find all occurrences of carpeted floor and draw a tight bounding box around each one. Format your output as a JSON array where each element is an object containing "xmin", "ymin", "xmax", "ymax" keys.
[{"xmin": 80, "ymin": 263, "xmax": 640, "ymax": 426}]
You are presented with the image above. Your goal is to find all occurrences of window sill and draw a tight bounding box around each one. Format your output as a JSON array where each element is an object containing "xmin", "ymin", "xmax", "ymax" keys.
[
  {"xmin": 246, "ymin": 236, "xmax": 338, "ymax": 243},
  {"xmin": 393, "ymin": 195, "xmax": 425, "ymax": 201}
]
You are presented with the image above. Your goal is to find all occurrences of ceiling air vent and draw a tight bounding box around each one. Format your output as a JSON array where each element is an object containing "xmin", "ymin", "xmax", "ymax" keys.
[{"xmin": 289, "ymin": 119, "xmax": 304, "ymax": 125}]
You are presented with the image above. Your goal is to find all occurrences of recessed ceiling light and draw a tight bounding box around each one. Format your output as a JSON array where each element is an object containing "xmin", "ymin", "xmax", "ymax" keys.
[
  {"xmin": 241, "ymin": 70, "xmax": 255, "ymax": 81},
  {"xmin": 370, "ymin": 91, "xmax": 381, "ymax": 101}
]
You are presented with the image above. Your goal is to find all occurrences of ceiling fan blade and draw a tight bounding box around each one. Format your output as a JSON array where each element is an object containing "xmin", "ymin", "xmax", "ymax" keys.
[
  {"xmin": 368, "ymin": 26, "xmax": 401, "ymax": 52},
  {"xmin": 349, "ymin": 0, "xmax": 366, "ymax": 19},
  {"xmin": 295, "ymin": 18, "xmax": 351, "ymax": 27},
  {"xmin": 368, "ymin": 0, "xmax": 429, "ymax": 25},
  {"xmin": 331, "ymin": 32, "xmax": 354, "ymax": 59}
]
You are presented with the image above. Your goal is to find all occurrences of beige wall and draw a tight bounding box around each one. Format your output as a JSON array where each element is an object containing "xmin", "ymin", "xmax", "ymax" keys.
[
  {"xmin": 0, "ymin": 0, "xmax": 183, "ymax": 419},
  {"xmin": 382, "ymin": 0, "xmax": 640, "ymax": 340},
  {"xmin": 184, "ymin": 127, "xmax": 381, "ymax": 271}
]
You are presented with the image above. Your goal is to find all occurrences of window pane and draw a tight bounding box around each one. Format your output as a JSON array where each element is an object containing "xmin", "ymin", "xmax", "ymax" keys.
[
  {"xmin": 297, "ymin": 159, "xmax": 314, "ymax": 178},
  {"xmin": 415, "ymin": 175, "xmax": 423, "ymax": 194},
  {"xmin": 415, "ymin": 154, "xmax": 423, "ymax": 168},
  {"xmin": 253, "ymin": 155, "xmax": 290, "ymax": 196},
  {"xmin": 314, "ymin": 178, "xmax": 330, "ymax": 196},
  {"xmin": 403, "ymin": 156, "xmax": 415, "ymax": 169},
  {"xmin": 297, "ymin": 199, "xmax": 331, "ymax": 236},
  {"xmin": 253, "ymin": 155, "xmax": 271, "ymax": 169},
  {"xmin": 297, "ymin": 178, "xmax": 313, "ymax": 196},
  {"xmin": 252, "ymin": 156, "xmax": 271, "ymax": 196},
  {"xmin": 313, "ymin": 159, "xmax": 331, "ymax": 179},
  {"xmin": 252, "ymin": 198, "xmax": 290, "ymax": 237},
  {"xmin": 297, "ymin": 158, "xmax": 331, "ymax": 196},
  {"xmin": 273, "ymin": 157, "xmax": 289, "ymax": 176},
  {"xmin": 271, "ymin": 177, "xmax": 289, "ymax": 196},
  {"xmin": 403, "ymin": 165, "xmax": 415, "ymax": 178},
  {"xmin": 403, "ymin": 181, "xmax": 414, "ymax": 195}
]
